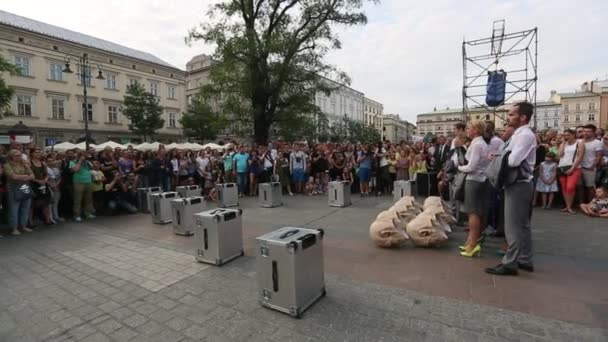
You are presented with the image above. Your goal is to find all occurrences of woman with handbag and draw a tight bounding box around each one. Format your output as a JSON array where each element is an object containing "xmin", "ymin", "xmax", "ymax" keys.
[
  {"xmin": 457, "ymin": 120, "xmax": 491, "ymax": 258},
  {"xmin": 29, "ymin": 148, "xmax": 53, "ymax": 226},
  {"xmin": 4, "ymin": 149, "xmax": 35, "ymax": 236},
  {"xmin": 558, "ymin": 128, "xmax": 585, "ymax": 214}
]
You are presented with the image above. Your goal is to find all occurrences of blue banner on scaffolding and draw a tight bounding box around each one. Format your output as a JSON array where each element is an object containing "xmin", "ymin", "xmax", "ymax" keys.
[{"xmin": 486, "ymin": 70, "xmax": 507, "ymax": 107}]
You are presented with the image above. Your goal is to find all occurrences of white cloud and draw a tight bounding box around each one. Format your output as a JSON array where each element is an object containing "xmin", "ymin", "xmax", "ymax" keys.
[{"xmin": 3, "ymin": 0, "xmax": 608, "ymax": 123}]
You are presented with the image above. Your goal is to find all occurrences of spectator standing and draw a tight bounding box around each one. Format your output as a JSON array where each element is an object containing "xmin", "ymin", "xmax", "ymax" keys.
[
  {"xmin": 29, "ymin": 148, "xmax": 53, "ymax": 226},
  {"xmin": 46, "ymin": 155, "xmax": 64, "ymax": 223},
  {"xmin": 558, "ymin": 129, "xmax": 585, "ymax": 214},
  {"xmin": 70, "ymin": 152, "xmax": 95, "ymax": 222},
  {"xmin": 233, "ymin": 146, "xmax": 250, "ymax": 197},
  {"xmin": 290, "ymin": 145, "xmax": 307, "ymax": 194},
  {"xmin": 4, "ymin": 149, "xmax": 34, "ymax": 236},
  {"xmin": 248, "ymin": 149, "xmax": 261, "ymax": 196},
  {"xmin": 274, "ymin": 152, "xmax": 293, "ymax": 195},
  {"xmin": 579, "ymin": 124, "xmax": 604, "ymax": 203},
  {"xmin": 536, "ymin": 152, "xmax": 558, "ymax": 209}
]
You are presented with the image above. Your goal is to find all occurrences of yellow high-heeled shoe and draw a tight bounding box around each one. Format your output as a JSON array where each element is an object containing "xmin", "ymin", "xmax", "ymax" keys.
[
  {"xmin": 458, "ymin": 245, "xmax": 467, "ymax": 251},
  {"xmin": 460, "ymin": 244, "xmax": 481, "ymax": 258}
]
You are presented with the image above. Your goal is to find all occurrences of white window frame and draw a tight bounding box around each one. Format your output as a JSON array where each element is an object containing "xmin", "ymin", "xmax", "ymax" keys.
[
  {"xmin": 51, "ymin": 97, "xmax": 65, "ymax": 119},
  {"xmin": 589, "ymin": 103, "xmax": 595, "ymax": 110},
  {"xmin": 564, "ymin": 104, "xmax": 569, "ymax": 112},
  {"xmin": 168, "ymin": 85, "xmax": 176, "ymax": 99},
  {"xmin": 588, "ymin": 113, "xmax": 595, "ymax": 122},
  {"xmin": 17, "ymin": 94, "xmax": 33, "ymax": 117},
  {"xmin": 150, "ymin": 82, "xmax": 159, "ymax": 96},
  {"xmin": 14, "ymin": 55, "xmax": 32, "ymax": 76},
  {"xmin": 553, "ymin": 120, "xmax": 558, "ymax": 127},
  {"xmin": 575, "ymin": 103, "xmax": 580, "ymax": 111},
  {"xmin": 575, "ymin": 114, "xmax": 581, "ymax": 122},
  {"xmin": 81, "ymin": 103, "xmax": 93, "ymax": 121},
  {"xmin": 564, "ymin": 115, "xmax": 569, "ymax": 122},
  {"xmin": 129, "ymin": 78, "xmax": 139, "ymax": 87},
  {"xmin": 49, "ymin": 63, "xmax": 63, "ymax": 81},
  {"xmin": 105, "ymin": 73, "xmax": 117, "ymax": 90},
  {"xmin": 168, "ymin": 112, "xmax": 176, "ymax": 128},
  {"xmin": 108, "ymin": 105, "xmax": 118, "ymax": 123}
]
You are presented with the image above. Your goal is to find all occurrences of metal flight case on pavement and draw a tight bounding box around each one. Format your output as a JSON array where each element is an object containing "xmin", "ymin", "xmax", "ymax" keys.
[
  {"xmin": 171, "ymin": 196, "xmax": 206, "ymax": 236},
  {"xmin": 259, "ymin": 182, "xmax": 283, "ymax": 208},
  {"xmin": 328, "ymin": 181, "xmax": 351, "ymax": 207},
  {"xmin": 393, "ymin": 180, "xmax": 413, "ymax": 201},
  {"xmin": 194, "ymin": 208, "xmax": 244, "ymax": 265},
  {"xmin": 137, "ymin": 186, "xmax": 161, "ymax": 213},
  {"xmin": 256, "ymin": 227, "xmax": 325, "ymax": 318},
  {"xmin": 176, "ymin": 185, "xmax": 201, "ymax": 198},
  {"xmin": 217, "ymin": 183, "xmax": 238, "ymax": 207},
  {"xmin": 151, "ymin": 192, "xmax": 178, "ymax": 224}
]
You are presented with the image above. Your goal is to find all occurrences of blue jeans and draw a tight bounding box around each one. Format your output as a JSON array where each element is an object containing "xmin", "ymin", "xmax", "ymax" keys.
[
  {"xmin": 7, "ymin": 190, "xmax": 32, "ymax": 229},
  {"xmin": 236, "ymin": 172, "xmax": 248, "ymax": 194}
]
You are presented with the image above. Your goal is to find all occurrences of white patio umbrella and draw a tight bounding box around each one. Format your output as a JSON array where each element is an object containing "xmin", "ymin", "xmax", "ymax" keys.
[
  {"xmin": 165, "ymin": 143, "xmax": 181, "ymax": 150},
  {"xmin": 202, "ymin": 143, "xmax": 224, "ymax": 151},
  {"xmin": 46, "ymin": 142, "xmax": 77, "ymax": 152},
  {"xmin": 94, "ymin": 141, "xmax": 126, "ymax": 152},
  {"xmin": 74, "ymin": 142, "xmax": 95, "ymax": 150},
  {"xmin": 189, "ymin": 143, "xmax": 204, "ymax": 151}
]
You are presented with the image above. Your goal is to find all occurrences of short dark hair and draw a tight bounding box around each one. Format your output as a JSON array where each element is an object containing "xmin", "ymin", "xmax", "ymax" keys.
[
  {"xmin": 583, "ymin": 124, "xmax": 597, "ymax": 132},
  {"xmin": 454, "ymin": 122, "xmax": 466, "ymax": 131},
  {"xmin": 514, "ymin": 101, "xmax": 534, "ymax": 123}
]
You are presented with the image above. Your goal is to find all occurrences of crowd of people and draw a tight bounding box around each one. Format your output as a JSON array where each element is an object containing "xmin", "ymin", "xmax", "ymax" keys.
[{"xmin": 1, "ymin": 102, "xmax": 607, "ymax": 251}]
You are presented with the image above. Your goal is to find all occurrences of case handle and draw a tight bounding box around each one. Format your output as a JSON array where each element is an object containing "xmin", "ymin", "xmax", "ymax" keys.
[
  {"xmin": 279, "ymin": 229, "xmax": 299, "ymax": 239},
  {"xmin": 203, "ymin": 229, "xmax": 208, "ymax": 250},
  {"xmin": 272, "ymin": 261, "xmax": 278, "ymax": 292}
]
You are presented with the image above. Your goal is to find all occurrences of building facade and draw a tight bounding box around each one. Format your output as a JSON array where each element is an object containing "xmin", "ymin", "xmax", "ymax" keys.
[
  {"xmin": 534, "ymin": 101, "xmax": 562, "ymax": 131},
  {"xmin": 363, "ymin": 97, "xmax": 383, "ymax": 133},
  {"xmin": 416, "ymin": 108, "xmax": 466, "ymax": 137},
  {"xmin": 0, "ymin": 10, "xmax": 186, "ymax": 147},
  {"xmin": 315, "ymin": 79, "xmax": 364, "ymax": 126},
  {"xmin": 556, "ymin": 84, "xmax": 600, "ymax": 131},
  {"xmin": 382, "ymin": 114, "xmax": 415, "ymax": 143}
]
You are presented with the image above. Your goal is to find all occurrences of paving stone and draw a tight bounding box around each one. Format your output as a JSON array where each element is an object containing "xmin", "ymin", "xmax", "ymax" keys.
[
  {"xmin": 166, "ymin": 317, "xmax": 192, "ymax": 331},
  {"xmin": 136, "ymin": 320, "xmax": 164, "ymax": 336},
  {"xmin": 81, "ymin": 332, "xmax": 111, "ymax": 342},
  {"xmin": 95, "ymin": 318, "xmax": 123, "ymax": 334},
  {"xmin": 109, "ymin": 327, "xmax": 139, "ymax": 341},
  {"xmin": 182, "ymin": 324, "xmax": 209, "ymax": 340},
  {"xmin": 65, "ymin": 323, "xmax": 97, "ymax": 340},
  {"xmin": 148, "ymin": 308, "xmax": 174, "ymax": 323},
  {"xmin": 123, "ymin": 314, "xmax": 148, "ymax": 328}
]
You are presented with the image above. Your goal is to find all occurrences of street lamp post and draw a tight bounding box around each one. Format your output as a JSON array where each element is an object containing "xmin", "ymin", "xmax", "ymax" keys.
[{"xmin": 62, "ymin": 53, "xmax": 104, "ymax": 151}]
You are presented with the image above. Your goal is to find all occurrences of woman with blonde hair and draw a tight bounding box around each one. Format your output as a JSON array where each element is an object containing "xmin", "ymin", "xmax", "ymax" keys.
[
  {"xmin": 4, "ymin": 149, "xmax": 35, "ymax": 235},
  {"xmin": 458, "ymin": 120, "xmax": 491, "ymax": 257}
]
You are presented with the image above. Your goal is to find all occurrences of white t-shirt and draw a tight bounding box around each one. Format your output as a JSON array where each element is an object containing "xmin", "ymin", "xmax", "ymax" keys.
[
  {"xmin": 581, "ymin": 139, "xmax": 603, "ymax": 169},
  {"xmin": 196, "ymin": 156, "xmax": 210, "ymax": 173},
  {"xmin": 489, "ymin": 136, "xmax": 505, "ymax": 155},
  {"xmin": 376, "ymin": 148, "xmax": 389, "ymax": 167}
]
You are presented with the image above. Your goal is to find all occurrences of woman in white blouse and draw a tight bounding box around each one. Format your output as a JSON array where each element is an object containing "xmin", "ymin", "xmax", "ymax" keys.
[{"xmin": 457, "ymin": 120, "xmax": 491, "ymax": 257}]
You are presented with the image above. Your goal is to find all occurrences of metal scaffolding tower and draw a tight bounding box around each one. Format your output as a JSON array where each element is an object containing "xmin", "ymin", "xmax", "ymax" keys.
[{"xmin": 462, "ymin": 20, "xmax": 538, "ymax": 127}]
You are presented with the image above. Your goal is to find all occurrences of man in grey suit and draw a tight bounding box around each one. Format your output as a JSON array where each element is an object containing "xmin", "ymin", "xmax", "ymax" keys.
[{"xmin": 486, "ymin": 102, "xmax": 537, "ymax": 276}]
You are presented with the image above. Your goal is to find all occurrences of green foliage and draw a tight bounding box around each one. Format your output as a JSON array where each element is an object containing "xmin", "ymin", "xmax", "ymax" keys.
[
  {"xmin": 347, "ymin": 119, "xmax": 381, "ymax": 143},
  {"xmin": 180, "ymin": 89, "xmax": 227, "ymax": 141},
  {"xmin": 0, "ymin": 55, "xmax": 19, "ymax": 118},
  {"xmin": 122, "ymin": 82, "xmax": 164, "ymax": 141},
  {"xmin": 187, "ymin": 0, "xmax": 377, "ymax": 144}
]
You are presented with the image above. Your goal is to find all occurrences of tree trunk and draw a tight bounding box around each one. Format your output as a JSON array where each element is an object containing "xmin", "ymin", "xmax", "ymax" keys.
[{"xmin": 251, "ymin": 100, "xmax": 269, "ymax": 144}]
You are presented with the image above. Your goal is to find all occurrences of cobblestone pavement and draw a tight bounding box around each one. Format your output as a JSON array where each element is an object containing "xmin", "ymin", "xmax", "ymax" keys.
[{"xmin": 1, "ymin": 195, "xmax": 606, "ymax": 342}]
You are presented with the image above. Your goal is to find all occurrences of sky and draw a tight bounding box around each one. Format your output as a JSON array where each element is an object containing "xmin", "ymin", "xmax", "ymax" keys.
[{"xmin": 3, "ymin": 0, "xmax": 608, "ymax": 123}]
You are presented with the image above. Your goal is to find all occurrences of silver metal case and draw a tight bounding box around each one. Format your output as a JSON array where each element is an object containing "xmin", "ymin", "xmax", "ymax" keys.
[
  {"xmin": 137, "ymin": 187, "xmax": 162, "ymax": 213},
  {"xmin": 256, "ymin": 227, "xmax": 326, "ymax": 318},
  {"xmin": 171, "ymin": 196, "xmax": 206, "ymax": 236},
  {"xmin": 393, "ymin": 180, "xmax": 413, "ymax": 201},
  {"xmin": 259, "ymin": 182, "xmax": 283, "ymax": 208},
  {"xmin": 194, "ymin": 209, "xmax": 244, "ymax": 265},
  {"xmin": 176, "ymin": 185, "xmax": 201, "ymax": 198},
  {"xmin": 328, "ymin": 181, "xmax": 351, "ymax": 207},
  {"xmin": 217, "ymin": 183, "xmax": 238, "ymax": 207},
  {"xmin": 151, "ymin": 192, "xmax": 178, "ymax": 224}
]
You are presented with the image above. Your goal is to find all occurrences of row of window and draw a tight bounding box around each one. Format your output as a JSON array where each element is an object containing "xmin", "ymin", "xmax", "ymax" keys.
[
  {"xmin": 13, "ymin": 55, "xmax": 177, "ymax": 99},
  {"xmin": 365, "ymin": 105, "xmax": 380, "ymax": 115},
  {"xmin": 564, "ymin": 103, "xmax": 596, "ymax": 112},
  {"xmin": 15, "ymin": 94, "xmax": 178, "ymax": 128},
  {"xmin": 563, "ymin": 114, "xmax": 595, "ymax": 122}
]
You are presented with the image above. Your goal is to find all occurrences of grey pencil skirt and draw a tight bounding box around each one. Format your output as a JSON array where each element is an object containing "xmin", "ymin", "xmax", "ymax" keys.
[{"xmin": 462, "ymin": 179, "xmax": 491, "ymax": 216}]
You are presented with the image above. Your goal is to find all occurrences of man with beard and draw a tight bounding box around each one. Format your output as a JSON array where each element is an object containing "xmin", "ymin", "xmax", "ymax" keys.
[{"xmin": 486, "ymin": 102, "xmax": 537, "ymax": 276}]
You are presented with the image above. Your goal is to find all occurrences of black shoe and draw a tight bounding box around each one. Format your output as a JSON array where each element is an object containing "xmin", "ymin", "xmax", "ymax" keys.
[
  {"xmin": 517, "ymin": 262, "xmax": 534, "ymax": 272},
  {"xmin": 485, "ymin": 264, "xmax": 518, "ymax": 276}
]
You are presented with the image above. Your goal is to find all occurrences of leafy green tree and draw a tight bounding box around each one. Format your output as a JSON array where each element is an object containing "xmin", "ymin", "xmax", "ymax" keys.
[
  {"xmin": 180, "ymin": 90, "xmax": 227, "ymax": 141},
  {"xmin": 122, "ymin": 83, "xmax": 164, "ymax": 141},
  {"xmin": 187, "ymin": 0, "xmax": 376, "ymax": 144},
  {"xmin": 0, "ymin": 55, "xmax": 19, "ymax": 118},
  {"xmin": 347, "ymin": 119, "xmax": 381, "ymax": 143}
]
